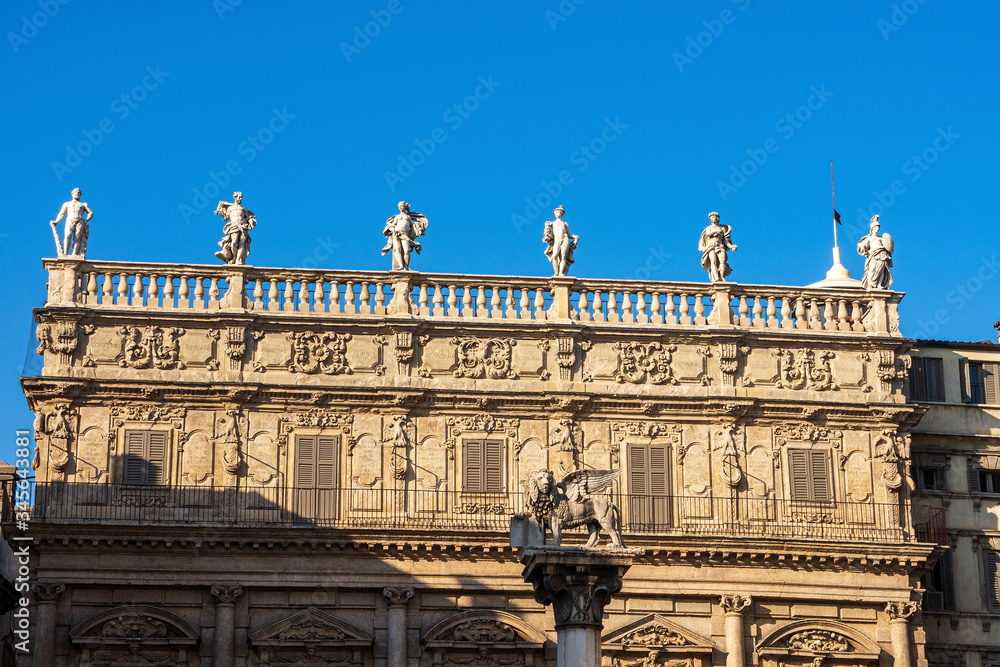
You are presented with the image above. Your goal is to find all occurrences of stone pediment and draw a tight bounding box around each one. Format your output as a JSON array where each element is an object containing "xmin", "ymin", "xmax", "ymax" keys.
[
  {"xmin": 69, "ymin": 606, "xmax": 199, "ymax": 666},
  {"xmin": 423, "ymin": 610, "xmax": 547, "ymax": 649},
  {"xmin": 757, "ymin": 620, "xmax": 880, "ymax": 664},
  {"xmin": 603, "ymin": 614, "xmax": 714, "ymax": 652},
  {"xmin": 249, "ymin": 608, "xmax": 373, "ymax": 648}
]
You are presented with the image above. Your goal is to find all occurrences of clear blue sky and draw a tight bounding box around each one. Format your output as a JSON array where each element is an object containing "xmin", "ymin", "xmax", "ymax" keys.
[{"xmin": 1, "ymin": 2, "xmax": 998, "ymax": 461}]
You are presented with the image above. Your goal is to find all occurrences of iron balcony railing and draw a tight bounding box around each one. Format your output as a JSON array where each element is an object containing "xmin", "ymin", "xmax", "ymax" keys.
[{"xmin": 11, "ymin": 482, "xmax": 947, "ymax": 545}]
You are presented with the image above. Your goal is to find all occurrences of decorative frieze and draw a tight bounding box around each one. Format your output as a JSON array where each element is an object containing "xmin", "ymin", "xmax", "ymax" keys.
[
  {"xmin": 451, "ymin": 336, "xmax": 517, "ymax": 380},
  {"xmin": 287, "ymin": 331, "xmax": 352, "ymax": 375},
  {"xmin": 279, "ymin": 619, "xmax": 345, "ymax": 640},
  {"xmin": 786, "ymin": 630, "xmax": 852, "ymax": 652},
  {"xmin": 102, "ymin": 614, "xmax": 168, "ymax": 640},
  {"xmin": 452, "ymin": 619, "xmax": 516, "ymax": 642},
  {"xmin": 621, "ymin": 625, "xmax": 691, "ymax": 647}
]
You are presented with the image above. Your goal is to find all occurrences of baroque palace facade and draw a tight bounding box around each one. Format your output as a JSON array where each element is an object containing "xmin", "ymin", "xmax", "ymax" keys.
[{"xmin": 14, "ymin": 255, "xmax": 998, "ymax": 666}]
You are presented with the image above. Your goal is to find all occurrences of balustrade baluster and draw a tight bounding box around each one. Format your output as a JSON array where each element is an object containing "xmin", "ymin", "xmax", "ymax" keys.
[
  {"xmin": 519, "ymin": 288, "xmax": 530, "ymax": 320},
  {"xmin": 360, "ymin": 282, "xmax": 371, "ymax": 314},
  {"xmin": 504, "ymin": 287, "xmax": 515, "ymax": 321},
  {"xmin": 163, "ymin": 275, "xmax": 175, "ymax": 309},
  {"xmin": 808, "ymin": 297, "xmax": 821, "ymax": 329},
  {"xmin": 265, "ymin": 279, "xmax": 277, "ymax": 312},
  {"xmin": 432, "ymin": 284, "xmax": 444, "ymax": 317},
  {"xmin": 462, "ymin": 288, "xmax": 473, "ymax": 318},
  {"xmin": 117, "ymin": 273, "xmax": 129, "ymax": 306},
  {"xmin": 593, "ymin": 290, "xmax": 605, "ymax": 323},
  {"xmin": 282, "ymin": 278, "xmax": 294, "ymax": 312},
  {"xmin": 315, "ymin": 279, "xmax": 326, "ymax": 313},
  {"xmin": 85, "ymin": 273, "xmax": 98, "ymax": 305},
  {"xmin": 679, "ymin": 294, "xmax": 691, "ymax": 326},
  {"xmin": 375, "ymin": 282, "xmax": 386, "ymax": 315},
  {"xmin": 419, "ymin": 284, "xmax": 430, "ymax": 316},
  {"xmin": 851, "ymin": 300, "xmax": 865, "ymax": 332},
  {"xmin": 447, "ymin": 285, "xmax": 458, "ymax": 316},
  {"xmin": 794, "ymin": 296, "xmax": 807, "ymax": 330},
  {"xmin": 778, "ymin": 296, "xmax": 791, "ymax": 329},
  {"xmin": 837, "ymin": 299, "xmax": 850, "ymax": 332},
  {"xmin": 102, "ymin": 273, "xmax": 114, "ymax": 305},
  {"xmin": 738, "ymin": 296, "xmax": 750, "ymax": 327},
  {"xmin": 636, "ymin": 291, "xmax": 648, "ymax": 324},
  {"xmin": 209, "ymin": 278, "xmax": 220, "ymax": 309},
  {"xmin": 490, "ymin": 287, "xmax": 502, "ymax": 319},
  {"xmin": 694, "ymin": 294, "xmax": 706, "ymax": 325},
  {"xmin": 195, "ymin": 278, "xmax": 206, "ymax": 310},
  {"xmin": 328, "ymin": 281, "xmax": 340, "ymax": 314},
  {"xmin": 665, "ymin": 293, "xmax": 676, "ymax": 325},
  {"xmin": 752, "ymin": 297, "xmax": 764, "ymax": 327},
  {"xmin": 179, "ymin": 276, "xmax": 190, "ymax": 309},
  {"xmin": 132, "ymin": 274, "xmax": 144, "ymax": 307},
  {"xmin": 823, "ymin": 298, "xmax": 837, "ymax": 331},
  {"xmin": 148, "ymin": 275, "xmax": 159, "ymax": 308},
  {"xmin": 475, "ymin": 286, "xmax": 487, "ymax": 318},
  {"xmin": 579, "ymin": 290, "xmax": 590, "ymax": 322},
  {"xmin": 650, "ymin": 292, "xmax": 662, "ymax": 325},
  {"xmin": 765, "ymin": 297, "xmax": 777, "ymax": 328},
  {"xmin": 534, "ymin": 289, "xmax": 545, "ymax": 320},
  {"xmin": 345, "ymin": 282, "xmax": 356, "ymax": 314}
]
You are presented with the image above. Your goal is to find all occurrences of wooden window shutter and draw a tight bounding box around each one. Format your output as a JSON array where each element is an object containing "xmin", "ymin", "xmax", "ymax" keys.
[
  {"xmin": 959, "ymin": 360, "xmax": 971, "ymax": 403},
  {"xmin": 809, "ymin": 450, "xmax": 831, "ymax": 502},
  {"xmin": 926, "ymin": 357, "xmax": 945, "ymax": 401},
  {"xmin": 316, "ymin": 436, "xmax": 338, "ymax": 488},
  {"xmin": 629, "ymin": 445, "xmax": 647, "ymax": 496},
  {"xmin": 940, "ymin": 549, "xmax": 956, "ymax": 610},
  {"xmin": 986, "ymin": 550, "xmax": 1000, "ymax": 611},
  {"xmin": 463, "ymin": 440, "xmax": 483, "ymax": 493},
  {"xmin": 146, "ymin": 431, "xmax": 168, "ymax": 485},
  {"xmin": 484, "ymin": 441, "xmax": 502, "ymax": 493},
  {"xmin": 649, "ymin": 445, "xmax": 668, "ymax": 496},
  {"xmin": 296, "ymin": 436, "xmax": 317, "ymax": 487},
  {"xmin": 909, "ymin": 358, "xmax": 926, "ymax": 401},
  {"xmin": 789, "ymin": 450, "xmax": 810, "ymax": 501},
  {"xmin": 984, "ymin": 363, "xmax": 999, "ymax": 404},
  {"xmin": 124, "ymin": 431, "xmax": 147, "ymax": 485},
  {"xmin": 968, "ymin": 461, "xmax": 982, "ymax": 494}
]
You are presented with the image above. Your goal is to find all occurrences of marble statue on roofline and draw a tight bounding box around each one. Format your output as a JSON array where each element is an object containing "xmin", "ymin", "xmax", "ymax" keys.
[
  {"xmin": 857, "ymin": 214, "xmax": 894, "ymax": 290},
  {"xmin": 699, "ymin": 211, "xmax": 737, "ymax": 282},
  {"xmin": 214, "ymin": 191, "xmax": 257, "ymax": 265},
  {"xmin": 49, "ymin": 188, "xmax": 94, "ymax": 258},
  {"xmin": 382, "ymin": 201, "xmax": 428, "ymax": 271},
  {"xmin": 543, "ymin": 205, "xmax": 579, "ymax": 277}
]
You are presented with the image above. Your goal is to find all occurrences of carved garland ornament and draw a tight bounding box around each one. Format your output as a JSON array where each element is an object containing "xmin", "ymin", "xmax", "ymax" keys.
[
  {"xmin": 102, "ymin": 614, "xmax": 168, "ymax": 639},
  {"xmin": 620, "ymin": 625, "xmax": 691, "ymax": 646},
  {"xmin": 451, "ymin": 336, "xmax": 518, "ymax": 380},
  {"xmin": 614, "ymin": 342, "xmax": 679, "ymax": 385},
  {"xmin": 288, "ymin": 331, "xmax": 352, "ymax": 375},
  {"xmin": 451, "ymin": 619, "xmax": 517, "ymax": 643},
  {"xmin": 278, "ymin": 619, "xmax": 346, "ymax": 640},
  {"xmin": 117, "ymin": 325, "xmax": 186, "ymax": 370},
  {"xmin": 786, "ymin": 630, "xmax": 852, "ymax": 652}
]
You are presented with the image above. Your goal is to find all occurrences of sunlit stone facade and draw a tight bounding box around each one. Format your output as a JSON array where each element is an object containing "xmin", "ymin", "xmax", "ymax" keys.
[{"xmin": 19, "ymin": 257, "xmax": 959, "ymax": 666}]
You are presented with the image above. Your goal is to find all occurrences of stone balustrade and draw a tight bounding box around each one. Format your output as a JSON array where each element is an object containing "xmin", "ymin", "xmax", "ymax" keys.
[{"xmin": 45, "ymin": 259, "xmax": 902, "ymax": 336}]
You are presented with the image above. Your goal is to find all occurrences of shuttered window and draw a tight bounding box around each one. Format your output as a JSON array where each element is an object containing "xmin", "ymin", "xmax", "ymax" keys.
[
  {"xmin": 985, "ymin": 550, "xmax": 1000, "ymax": 612},
  {"xmin": 628, "ymin": 443, "xmax": 670, "ymax": 528},
  {"xmin": 463, "ymin": 440, "xmax": 502, "ymax": 493},
  {"xmin": 122, "ymin": 430, "xmax": 168, "ymax": 485},
  {"xmin": 909, "ymin": 357, "xmax": 945, "ymax": 402},
  {"xmin": 294, "ymin": 435, "xmax": 339, "ymax": 522},
  {"xmin": 788, "ymin": 449, "xmax": 832, "ymax": 503}
]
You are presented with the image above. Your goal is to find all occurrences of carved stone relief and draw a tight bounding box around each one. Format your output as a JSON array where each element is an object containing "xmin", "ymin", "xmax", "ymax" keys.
[
  {"xmin": 451, "ymin": 336, "xmax": 517, "ymax": 380},
  {"xmin": 224, "ymin": 326, "xmax": 247, "ymax": 370},
  {"xmin": 612, "ymin": 422, "xmax": 682, "ymax": 468},
  {"xmin": 844, "ymin": 451, "xmax": 872, "ymax": 503},
  {"xmin": 277, "ymin": 411, "xmax": 353, "ymax": 454},
  {"xmin": 713, "ymin": 424, "xmax": 744, "ymax": 488},
  {"xmin": 287, "ymin": 331, "xmax": 352, "ymax": 375},
  {"xmin": 76, "ymin": 426, "xmax": 107, "ymax": 482},
  {"xmin": 774, "ymin": 349, "xmax": 837, "ymax": 391},
  {"xmin": 181, "ymin": 431, "xmax": 213, "ymax": 485},
  {"xmin": 718, "ymin": 343, "xmax": 748, "ymax": 387},
  {"xmin": 786, "ymin": 630, "xmax": 852, "ymax": 652},
  {"xmin": 614, "ymin": 342, "xmax": 678, "ymax": 385},
  {"xmin": 383, "ymin": 415, "xmax": 414, "ymax": 481},
  {"xmin": 36, "ymin": 319, "xmax": 84, "ymax": 365},
  {"xmin": 445, "ymin": 413, "xmax": 519, "ymax": 461},
  {"xmin": 877, "ymin": 350, "xmax": 909, "ymax": 392},
  {"xmin": 117, "ymin": 325, "xmax": 186, "ymax": 370},
  {"xmin": 37, "ymin": 403, "xmax": 76, "ymax": 474},
  {"xmin": 549, "ymin": 419, "xmax": 582, "ymax": 475},
  {"xmin": 248, "ymin": 432, "xmax": 278, "ymax": 485}
]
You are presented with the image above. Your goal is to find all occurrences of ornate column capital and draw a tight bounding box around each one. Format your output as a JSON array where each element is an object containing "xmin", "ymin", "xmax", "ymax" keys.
[
  {"xmin": 35, "ymin": 582, "xmax": 65, "ymax": 603},
  {"xmin": 885, "ymin": 601, "xmax": 919, "ymax": 621},
  {"xmin": 383, "ymin": 587, "xmax": 414, "ymax": 607},
  {"xmin": 720, "ymin": 594, "xmax": 752, "ymax": 615},
  {"xmin": 521, "ymin": 549, "xmax": 638, "ymax": 630},
  {"xmin": 211, "ymin": 584, "xmax": 243, "ymax": 606}
]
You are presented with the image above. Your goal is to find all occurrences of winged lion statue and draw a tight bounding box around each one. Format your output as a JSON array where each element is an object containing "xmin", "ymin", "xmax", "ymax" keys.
[{"xmin": 521, "ymin": 468, "xmax": 625, "ymax": 549}]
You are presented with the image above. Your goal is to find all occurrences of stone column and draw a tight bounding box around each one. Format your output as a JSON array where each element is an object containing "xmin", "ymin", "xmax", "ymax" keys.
[
  {"xmin": 521, "ymin": 547, "xmax": 639, "ymax": 667},
  {"xmin": 211, "ymin": 584, "xmax": 242, "ymax": 667},
  {"xmin": 885, "ymin": 601, "xmax": 919, "ymax": 667},
  {"xmin": 33, "ymin": 583, "xmax": 64, "ymax": 667},
  {"xmin": 383, "ymin": 587, "xmax": 413, "ymax": 667},
  {"xmin": 720, "ymin": 594, "xmax": 752, "ymax": 667}
]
